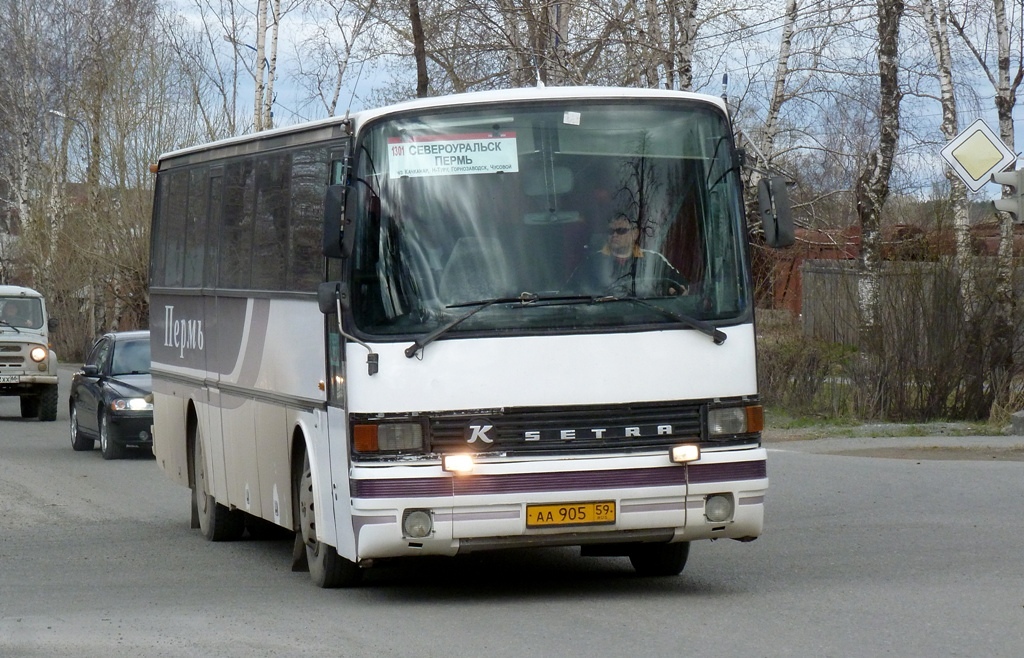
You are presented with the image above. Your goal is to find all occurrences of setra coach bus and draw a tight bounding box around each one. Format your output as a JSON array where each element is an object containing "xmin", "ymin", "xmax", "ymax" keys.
[{"xmin": 148, "ymin": 86, "xmax": 794, "ymax": 587}]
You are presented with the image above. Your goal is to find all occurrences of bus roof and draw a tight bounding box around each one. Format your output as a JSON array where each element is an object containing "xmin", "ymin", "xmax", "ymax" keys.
[{"xmin": 155, "ymin": 86, "xmax": 729, "ymax": 166}]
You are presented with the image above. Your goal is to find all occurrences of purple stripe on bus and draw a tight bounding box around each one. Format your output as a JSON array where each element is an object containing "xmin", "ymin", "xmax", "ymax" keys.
[{"xmin": 351, "ymin": 460, "xmax": 766, "ymax": 499}]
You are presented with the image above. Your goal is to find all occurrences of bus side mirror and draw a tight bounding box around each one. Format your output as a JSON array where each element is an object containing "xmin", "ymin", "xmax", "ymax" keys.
[
  {"xmin": 758, "ymin": 176, "xmax": 795, "ymax": 248},
  {"xmin": 317, "ymin": 281, "xmax": 347, "ymax": 315},
  {"xmin": 322, "ymin": 184, "xmax": 348, "ymax": 258}
]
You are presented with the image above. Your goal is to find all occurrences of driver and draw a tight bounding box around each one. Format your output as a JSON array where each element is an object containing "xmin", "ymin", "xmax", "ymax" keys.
[
  {"xmin": 1, "ymin": 300, "xmax": 30, "ymax": 327},
  {"xmin": 566, "ymin": 213, "xmax": 688, "ymax": 296}
]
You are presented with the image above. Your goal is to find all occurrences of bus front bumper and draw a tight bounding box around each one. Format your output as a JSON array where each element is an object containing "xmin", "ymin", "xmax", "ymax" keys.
[{"xmin": 344, "ymin": 449, "xmax": 767, "ymax": 560}]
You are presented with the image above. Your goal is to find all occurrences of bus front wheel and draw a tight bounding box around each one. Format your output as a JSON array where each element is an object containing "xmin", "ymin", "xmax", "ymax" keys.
[
  {"xmin": 193, "ymin": 427, "xmax": 244, "ymax": 541},
  {"xmin": 628, "ymin": 542, "xmax": 690, "ymax": 577},
  {"xmin": 298, "ymin": 450, "xmax": 361, "ymax": 588}
]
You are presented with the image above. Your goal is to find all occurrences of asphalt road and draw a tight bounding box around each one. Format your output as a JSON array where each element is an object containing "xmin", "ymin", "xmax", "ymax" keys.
[{"xmin": 1, "ymin": 368, "xmax": 1023, "ymax": 657}]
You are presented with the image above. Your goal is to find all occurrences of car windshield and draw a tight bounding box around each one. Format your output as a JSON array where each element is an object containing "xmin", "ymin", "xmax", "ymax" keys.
[
  {"xmin": 0, "ymin": 297, "xmax": 44, "ymax": 330},
  {"xmin": 347, "ymin": 98, "xmax": 750, "ymax": 339},
  {"xmin": 111, "ymin": 339, "xmax": 151, "ymax": 375}
]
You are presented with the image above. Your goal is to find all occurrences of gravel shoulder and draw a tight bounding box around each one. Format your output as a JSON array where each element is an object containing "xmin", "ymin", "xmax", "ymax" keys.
[{"xmin": 763, "ymin": 422, "xmax": 1024, "ymax": 461}]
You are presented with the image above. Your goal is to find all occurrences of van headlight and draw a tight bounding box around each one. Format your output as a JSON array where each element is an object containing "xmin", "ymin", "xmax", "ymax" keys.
[{"xmin": 30, "ymin": 346, "xmax": 47, "ymax": 362}]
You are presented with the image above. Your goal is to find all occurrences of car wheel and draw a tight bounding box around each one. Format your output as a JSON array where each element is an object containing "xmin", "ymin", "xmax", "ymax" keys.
[
  {"xmin": 193, "ymin": 426, "xmax": 244, "ymax": 541},
  {"xmin": 70, "ymin": 405, "xmax": 95, "ymax": 451},
  {"xmin": 99, "ymin": 413, "xmax": 125, "ymax": 460},
  {"xmin": 38, "ymin": 384, "xmax": 58, "ymax": 421},
  {"xmin": 628, "ymin": 542, "xmax": 690, "ymax": 577},
  {"xmin": 298, "ymin": 449, "xmax": 361, "ymax": 588}
]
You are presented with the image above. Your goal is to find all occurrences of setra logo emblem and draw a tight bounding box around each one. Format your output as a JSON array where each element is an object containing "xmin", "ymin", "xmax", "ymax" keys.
[{"xmin": 465, "ymin": 419, "xmax": 494, "ymax": 444}]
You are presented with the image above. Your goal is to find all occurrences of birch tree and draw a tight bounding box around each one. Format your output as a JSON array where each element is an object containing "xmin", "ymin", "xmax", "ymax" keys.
[
  {"xmin": 855, "ymin": 0, "xmax": 904, "ymax": 350},
  {"xmin": 291, "ymin": 0, "xmax": 377, "ymax": 115},
  {"xmin": 920, "ymin": 0, "xmax": 971, "ymax": 273}
]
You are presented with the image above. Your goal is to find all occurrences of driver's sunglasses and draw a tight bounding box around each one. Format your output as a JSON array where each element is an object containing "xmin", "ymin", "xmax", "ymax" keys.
[{"xmin": 609, "ymin": 227, "xmax": 632, "ymax": 235}]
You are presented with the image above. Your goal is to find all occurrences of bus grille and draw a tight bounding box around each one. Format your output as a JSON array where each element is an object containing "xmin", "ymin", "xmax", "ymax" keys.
[{"xmin": 426, "ymin": 400, "xmax": 705, "ymax": 456}]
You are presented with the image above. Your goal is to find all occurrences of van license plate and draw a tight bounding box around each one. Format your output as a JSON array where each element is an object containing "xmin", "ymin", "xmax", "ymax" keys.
[
  {"xmin": 0, "ymin": 376, "xmax": 18, "ymax": 384},
  {"xmin": 526, "ymin": 501, "xmax": 615, "ymax": 528}
]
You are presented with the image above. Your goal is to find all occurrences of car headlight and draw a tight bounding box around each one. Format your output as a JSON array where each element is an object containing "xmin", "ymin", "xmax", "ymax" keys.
[
  {"xmin": 111, "ymin": 398, "xmax": 153, "ymax": 412},
  {"xmin": 29, "ymin": 346, "xmax": 47, "ymax": 362}
]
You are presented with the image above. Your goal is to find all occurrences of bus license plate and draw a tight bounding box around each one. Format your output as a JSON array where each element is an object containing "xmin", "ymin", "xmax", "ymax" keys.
[{"xmin": 526, "ymin": 501, "xmax": 616, "ymax": 528}]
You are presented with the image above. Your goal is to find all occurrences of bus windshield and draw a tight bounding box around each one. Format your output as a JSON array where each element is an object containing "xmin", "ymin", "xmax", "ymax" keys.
[{"xmin": 349, "ymin": 99, "xmax": 749, "ymax": 338}]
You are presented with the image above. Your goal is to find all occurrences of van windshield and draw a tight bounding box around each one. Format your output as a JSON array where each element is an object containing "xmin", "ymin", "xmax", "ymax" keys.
[
  {"xmin": 347, "ymin": 99, "xmax": 750, "ymax": 339},
  {"xmin": 0, "ymin": 297, "xmax": 44, "ymax": 330}
]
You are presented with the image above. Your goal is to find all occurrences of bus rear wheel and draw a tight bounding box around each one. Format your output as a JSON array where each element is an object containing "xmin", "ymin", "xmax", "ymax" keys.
[
  {"xmin": 628, "ymin": 542, "xmax": 690, "ymax": 577},
  {"xmin": 298, "ymin": 450, "xmax": 361, "ymax": 588},
  {"xmin": 193, "ymin": 427, "xmax": 244, "ymax": 541}
]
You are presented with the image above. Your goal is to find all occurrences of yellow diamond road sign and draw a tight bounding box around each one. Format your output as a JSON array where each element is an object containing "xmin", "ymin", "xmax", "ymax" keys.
[{"xmin": 940, "ymin": 119, "xmax": 1017, "ymax": 192}]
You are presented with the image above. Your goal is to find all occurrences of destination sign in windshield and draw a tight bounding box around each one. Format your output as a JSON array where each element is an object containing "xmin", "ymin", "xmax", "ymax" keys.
[{"xmin": 387, "ymin": 132, "xmax": 519, "ymax": 178}]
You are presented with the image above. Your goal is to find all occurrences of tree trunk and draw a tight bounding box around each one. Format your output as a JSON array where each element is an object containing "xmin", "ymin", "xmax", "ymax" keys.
[
  {"xmin": 410, "ymin": 0, "xmax": 429, "ymax": 97},
  {"xmin": 856, "ymin": 0, "xmax": 904, "ymax": 352}
]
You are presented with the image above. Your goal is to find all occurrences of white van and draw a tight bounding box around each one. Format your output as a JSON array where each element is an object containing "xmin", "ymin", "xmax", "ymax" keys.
[{"xmin": 0, "ymin": 285, "xmax": 59, "ymax": 420}]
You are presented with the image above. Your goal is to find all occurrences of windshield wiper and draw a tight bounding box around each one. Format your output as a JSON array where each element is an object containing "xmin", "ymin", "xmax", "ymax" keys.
[
  {"xmin": 0, "ymin": 320, "xmax": 21, "ymax": 333},
  {"xmin": 404, "ymin": 292, "xmax": 586, "ymax": 358},
  {"xmin": 404, "ymin": 292, "xmax": 726, "ymax": 358},
  {"xmin": 597, "ymin": 296, "xmax": 727, "ymax": 345}
]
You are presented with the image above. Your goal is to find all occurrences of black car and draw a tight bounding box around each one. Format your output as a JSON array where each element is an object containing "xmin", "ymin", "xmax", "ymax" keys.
[{"xmin": 69, "ymin": 330, "xmax": 153, "ymax": 459}]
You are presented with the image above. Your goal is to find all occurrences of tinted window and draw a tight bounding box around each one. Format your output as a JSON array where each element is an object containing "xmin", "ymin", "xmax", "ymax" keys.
[{"xmin": 110, "ymin": 339, "xmax": 151, "ymax": 375}]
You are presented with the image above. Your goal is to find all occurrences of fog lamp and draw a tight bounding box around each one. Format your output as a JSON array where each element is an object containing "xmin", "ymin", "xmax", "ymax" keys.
[
  {"xmin": 403, "ymin": 509, "xmax": 433, "ymax": 538},
  {"xmin": 29, "ymin": 346, "xmax": 47, "ymax": 362},
  {"xmin": 670, "ymin": 444, "xmax": 700, "ymax": 463},
  {"xmin": 705, "ymin": 494, "xmax": 735, "ymax": 523},
  {"xmin": 442, "ymin": 454, "xmax": 475, "ymax": 474}
]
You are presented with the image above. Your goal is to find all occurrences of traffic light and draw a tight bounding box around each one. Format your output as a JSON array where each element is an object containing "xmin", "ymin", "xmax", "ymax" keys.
[{"xmin": 991, "ymin": 168, "xmax": 1024, "ymax": 222}]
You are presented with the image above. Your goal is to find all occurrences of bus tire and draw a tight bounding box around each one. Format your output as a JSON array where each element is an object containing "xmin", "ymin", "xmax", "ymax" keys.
[
  {"xmin": 193, "ymin": 426, "xmax": 244, "ymax": 541},
  {"xmin": 298, "ymin": 450, "xmax": 361, "ymax": 588},
  {"xmin": 628, "ymin": 542, "xmax": 690, "ymax": 577}
]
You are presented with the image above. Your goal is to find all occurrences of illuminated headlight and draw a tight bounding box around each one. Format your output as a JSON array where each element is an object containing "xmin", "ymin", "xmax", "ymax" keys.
[
  {"xmin": 29, "ymin": 346, "xmax": 47, "ymax": 362},
  {"xmin": 353, "ymin": 422, "xmax": 424, "ymax": 452},
  {"xmin": 402, "ymin": 509, "xmax": 433, "ymax": 538},
  {"xmin": 111, "ymin": 398, "xmax": 153, "ymax": 412},
  {"xmin": 708, "ymin": 405, "xmax": 763, "ymax": 436},
  {"xmin": 442, "ymin": 454, "xmax": 475, "ymax": 474},
  {"xmin": 670, "ymin": 444, "xmax": 700, "ymax": 463},
  {"xmin": 705, "ymin": 494, "xmax": 735, "ymax": 523}
]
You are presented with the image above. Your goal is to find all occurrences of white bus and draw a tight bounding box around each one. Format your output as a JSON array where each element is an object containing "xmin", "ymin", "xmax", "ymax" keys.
[{"xmin": 149, "ymin": 86, "xmax": 793, "ymax": 587}]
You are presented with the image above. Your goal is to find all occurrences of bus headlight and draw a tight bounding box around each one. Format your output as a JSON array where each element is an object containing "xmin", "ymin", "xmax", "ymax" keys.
[
  {"xmin": 670, "ymin": 444, "xmax": 700, "ymax": 463},
  {"xmin": 708, "ymin": 405, "xmax": 763, "ymax": 436},
  {"xmin": 442, "ymin": 454, "xmax": 475, "ymax": 474},
  {"xmin": 705, "ymin": 494, "xmax": 735, "ymax": 523},
  {"xmin": 353, "ymin": 422, "xmax": 424, "ymax": 452},
  {"xmin": 29, "ymin": 346, "xmax": 47, "ymax": 362}
]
